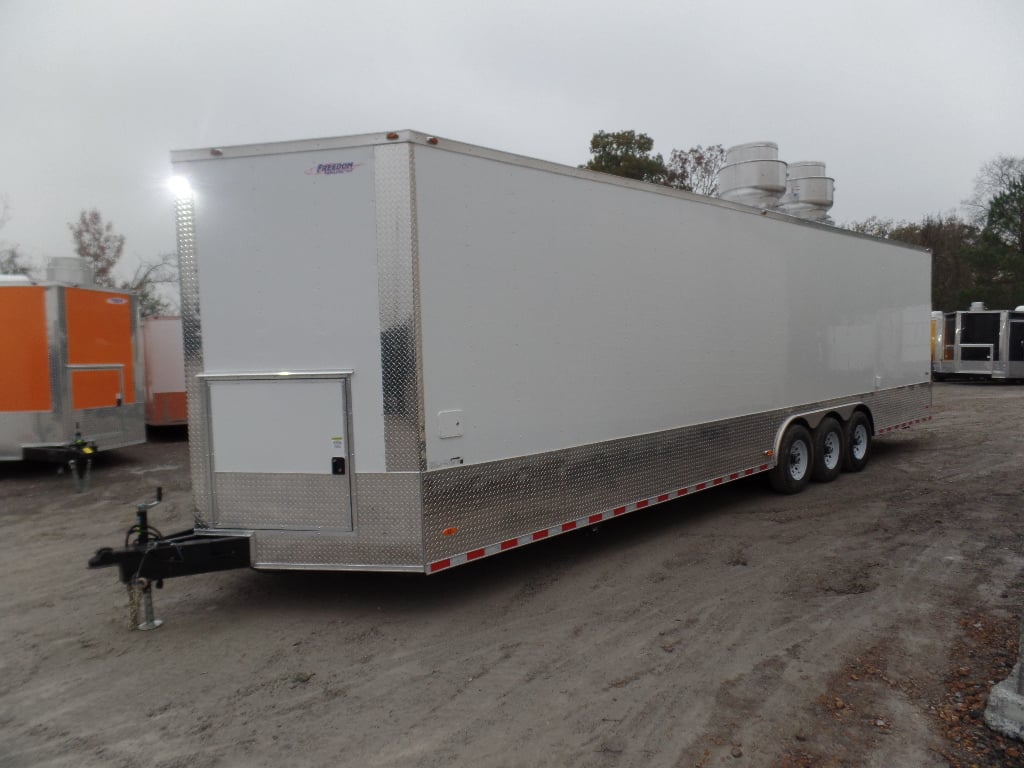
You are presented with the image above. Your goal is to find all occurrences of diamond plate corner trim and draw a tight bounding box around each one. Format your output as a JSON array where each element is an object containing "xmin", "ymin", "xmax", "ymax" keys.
[
  {"xmin": 374, "ymin": 143, "xmax": 426, "ymax": 475},
  {"xmin": 176, "ymin": 193, "xmax": 210, "ymax": 527}
]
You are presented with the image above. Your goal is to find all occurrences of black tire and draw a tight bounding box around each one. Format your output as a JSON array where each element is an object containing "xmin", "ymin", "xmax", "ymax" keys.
[
  {"xmin": 769, "ymin": 423, "xmax": 813, "ymax": 494},
  {"xmin": 843, "ymin": 411, "xmax": 872, "ymax": 473},
  {"xmin": 812, "ymin": 417, "xmax": 844, "ymax": 483}
]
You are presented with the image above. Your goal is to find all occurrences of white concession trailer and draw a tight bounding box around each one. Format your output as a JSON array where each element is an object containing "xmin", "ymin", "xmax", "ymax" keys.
[
  {"xmin": 91, "ymin": 130, "xmax": 932, "ymax": 614},
  {"xmin": 932, "ymin": 308, "xmax": 1024, "ymax": 381}
]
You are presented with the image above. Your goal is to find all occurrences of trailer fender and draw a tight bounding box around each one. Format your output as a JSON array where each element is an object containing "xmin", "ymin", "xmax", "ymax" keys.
[{"xmin": 770, "ymin": 403, "xmax": 867, "ymax": 465}]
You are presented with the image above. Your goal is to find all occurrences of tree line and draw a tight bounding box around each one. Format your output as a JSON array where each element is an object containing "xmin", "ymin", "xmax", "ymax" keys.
[{"xmin": 582, "ymin": 131, "xmax": 1024, "ymax": 311}]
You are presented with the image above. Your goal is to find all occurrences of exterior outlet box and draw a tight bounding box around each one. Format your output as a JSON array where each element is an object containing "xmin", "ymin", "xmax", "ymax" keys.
[{"xmin": 438, "ymin": 410, "xmax": 464, "ymax": 439}]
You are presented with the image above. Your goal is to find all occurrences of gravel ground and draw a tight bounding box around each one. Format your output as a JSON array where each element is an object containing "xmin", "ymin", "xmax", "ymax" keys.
[{"xmin": 1, "ymin": 383, "xmax": 1023, "ymax": 767}]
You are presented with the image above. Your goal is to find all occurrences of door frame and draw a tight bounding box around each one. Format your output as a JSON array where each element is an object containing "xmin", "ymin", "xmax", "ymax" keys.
[{"xmin": 197, "ymin": 370, "xmax": 356, "ymax": 531}]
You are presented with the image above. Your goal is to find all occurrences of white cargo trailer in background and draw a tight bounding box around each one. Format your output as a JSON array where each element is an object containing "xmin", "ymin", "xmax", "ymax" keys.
[
  {"xmin": 142, "ymin": 316, "xmax": 188, "ymax": 426},
  {"xmin": 92, "ymin": 130, "xmax": 932, "ymax": 594}
]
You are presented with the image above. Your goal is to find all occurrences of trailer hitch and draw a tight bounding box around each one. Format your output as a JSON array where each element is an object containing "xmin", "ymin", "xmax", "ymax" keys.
[
  {"xmin": 88, "ymin": 487, "xmax": 252, "ymax": 630},
  {"xmin": 23, "ymin": 426, "xmax": 98, "ymax": 493}
]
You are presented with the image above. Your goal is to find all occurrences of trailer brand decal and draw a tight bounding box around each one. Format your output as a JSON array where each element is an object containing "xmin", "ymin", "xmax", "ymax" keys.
[
  {"xmin": 106, "ymin": 297, "xmax": 128, "ymax": 305},
  {"xmin": 305, "ymin": 162, "xmax": 361, "ymax": 176}
]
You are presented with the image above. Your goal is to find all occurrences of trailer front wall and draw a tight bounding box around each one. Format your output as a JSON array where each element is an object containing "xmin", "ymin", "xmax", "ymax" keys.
[{"xmin": 176, "ymin": 142, "xmax": 426, "ymax": 567}]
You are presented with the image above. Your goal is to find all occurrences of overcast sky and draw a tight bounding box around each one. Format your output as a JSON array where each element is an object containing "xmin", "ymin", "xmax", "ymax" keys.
[{"xmin": 2, "ymin": 0, "xmax": 1022, "ymax": 283}]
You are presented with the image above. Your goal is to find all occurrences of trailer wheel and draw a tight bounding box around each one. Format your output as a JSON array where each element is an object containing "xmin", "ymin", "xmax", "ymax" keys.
[
  {"xmin": 811, "ymin": 417, "xmax": 844, "ymax": 483},
  {"xmin": 843, "ymin": 412, "xmax": 872, "ymax": 473},
  {"xmin": 769, "ymin": 424, "xmax": 813, "ymax": 494}
]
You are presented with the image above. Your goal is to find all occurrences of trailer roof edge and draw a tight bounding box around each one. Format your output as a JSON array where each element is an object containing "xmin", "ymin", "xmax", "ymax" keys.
[{"xmin": 170, "ymin": 130, "xmax": 931, "ymax": 253}]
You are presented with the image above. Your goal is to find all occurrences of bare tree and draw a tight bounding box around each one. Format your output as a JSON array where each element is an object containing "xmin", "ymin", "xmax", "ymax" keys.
[
  {"xmin": 68, "ymin": 208, "xmax": 178, "ymax": 316},
  {"xmin": 68, "ymin": 209, "xmax": 125, "ymax": 286},
  {"xmin": 962, "ymin": 155, "xmax": 1024, "ymax": 226},
  {"xmin": 666, "ymin": 145, "xmax": 727, "ymax": 196},
  {"xmin": 0, "ymin": 196, "xmax": 36, "ymax": 277},
  {"xmin": 124, "ymin": 252, "xmax": 179, "ymax": 317}
]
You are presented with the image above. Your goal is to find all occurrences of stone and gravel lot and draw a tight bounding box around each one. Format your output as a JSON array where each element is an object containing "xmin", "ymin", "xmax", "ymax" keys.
[{"xmin": 2, "ymin": 383, "xmax": 1023, "ymax": 767}]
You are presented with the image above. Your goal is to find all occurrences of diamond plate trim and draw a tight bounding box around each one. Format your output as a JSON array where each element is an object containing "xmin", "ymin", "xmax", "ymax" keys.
[
  {"xmin": 213, "ymin": 473, "xmax": 353, "ymax": 530},
  {"xmin": 422, "ymin": 384, "xmax": 932, "ymax": 562},
  {"xmin": 374, "ymin": 143, "xmax": 425, "ymax": 473},
  {"xmin": 252, "ymin": 472, "xmax": 424, "ymax": 568},
  {"xmin": 176, "ymin": 194, "xmax": 211, "ymax": 526},
  {"xmin": 241, "ymin": 384, "xmax": 929, "ymax": 571}
]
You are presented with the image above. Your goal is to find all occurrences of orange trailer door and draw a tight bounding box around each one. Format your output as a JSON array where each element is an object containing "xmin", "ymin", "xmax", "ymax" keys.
[
  {"xmin": 0, "ymin": 286, "xmax": 52, "ymax": 412},
  {"xmin": 65, "ymin": 288, "xmax": 136, "ymax": 410}
]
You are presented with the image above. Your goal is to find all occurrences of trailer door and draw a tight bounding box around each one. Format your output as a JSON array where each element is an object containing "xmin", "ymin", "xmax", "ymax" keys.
[{"xmin": 201, "ymin": 373, "xmax": 354, "ymax": 531}]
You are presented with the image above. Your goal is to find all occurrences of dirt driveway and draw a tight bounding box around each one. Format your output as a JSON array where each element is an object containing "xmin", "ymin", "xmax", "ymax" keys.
[{"xmin": 2, "ymin": 383, "xmax": 1023, "ymax": 767}]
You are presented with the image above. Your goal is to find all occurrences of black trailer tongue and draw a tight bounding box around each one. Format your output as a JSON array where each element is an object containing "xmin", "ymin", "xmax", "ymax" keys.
[{"xmin": 88, "ymin": 487, "xmax": 250, "ymax": 630}]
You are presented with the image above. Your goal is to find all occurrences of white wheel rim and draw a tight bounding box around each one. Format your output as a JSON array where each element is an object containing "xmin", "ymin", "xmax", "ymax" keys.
[
  {"xmin": 823, "ymin": 430, "xmax": 840, "ymax": 470},
  {"xmin": 788, "ymin": 439, "xmax": 809, "ymax": 480},
  {"xmin": 851, "ymin": 424, "xmax": 868, "ymax": 460}
]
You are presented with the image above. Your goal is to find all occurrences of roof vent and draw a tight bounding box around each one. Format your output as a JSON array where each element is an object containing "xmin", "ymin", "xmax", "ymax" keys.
[
  {"xmin": 46, "ymin": 257, "xmax": 95, "ymax": 287},
  {"xmin": 717, "ymin": 142, "xmax": 788, "ymax": 210},
  {"xmin": 777, "ymin": 161, "xmax": 835, "ymax": 221}
]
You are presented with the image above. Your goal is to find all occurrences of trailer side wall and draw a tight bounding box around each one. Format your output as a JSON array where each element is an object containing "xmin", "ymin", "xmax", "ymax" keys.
[{"xmin": 414, "ymin": 145, "xmax": 931, "ymax": 469}]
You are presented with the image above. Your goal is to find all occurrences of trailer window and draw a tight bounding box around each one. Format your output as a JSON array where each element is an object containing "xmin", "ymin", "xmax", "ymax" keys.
[{"xmin": 961, "ymin": 313, "xmax": 1001, "ymax": 361}]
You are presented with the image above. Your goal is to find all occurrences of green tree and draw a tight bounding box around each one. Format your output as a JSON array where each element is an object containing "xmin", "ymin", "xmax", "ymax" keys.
[
  {"xmin": 967, "ymin": 174, "xmax": 1024, "ymax": 309},
  {"xmin": 846, "ymin": 214, "xmax": 978, "ymax": 311},
  {"xmin": 962, "ymin": 155, "xmax": 1024, "ymax": 227},
  {"xmin": 666, "ymin": 144, "xmax": 726, "ymax": 196},
  {"xmin": 984, "ymin": 175, "xmax": 1024, "ymax": 256},
  {"xmin": 583, "ymin": 130, "xmax": 669, "ymax": 183}
]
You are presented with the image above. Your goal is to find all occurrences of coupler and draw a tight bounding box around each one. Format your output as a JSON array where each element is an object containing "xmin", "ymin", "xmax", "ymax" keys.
[{"xmin": 88, "ymin": 487, "xmax": 251, "ymax": 629}]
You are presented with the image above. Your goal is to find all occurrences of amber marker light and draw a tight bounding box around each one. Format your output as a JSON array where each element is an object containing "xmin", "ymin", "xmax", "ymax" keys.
[
  {"xmin": 427, "ymin": 137, "xmax": 439, "ymax": 145},
  {"xmin": 442, "ymin": 527, "xmax": 458, "ymax": 537},
  {"xmin": 386, "ymin": 132, "xmax": 400, "ymax": 140},
  {"xmin": 764, "ymin": 449, "xmax": 774, "ymax": 457}
]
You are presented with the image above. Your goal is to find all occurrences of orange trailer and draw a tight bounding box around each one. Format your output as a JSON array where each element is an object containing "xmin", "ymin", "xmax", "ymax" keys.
[{"xmin": 0, "ymin": 268, "xmax": 145, "ymax": 461}]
